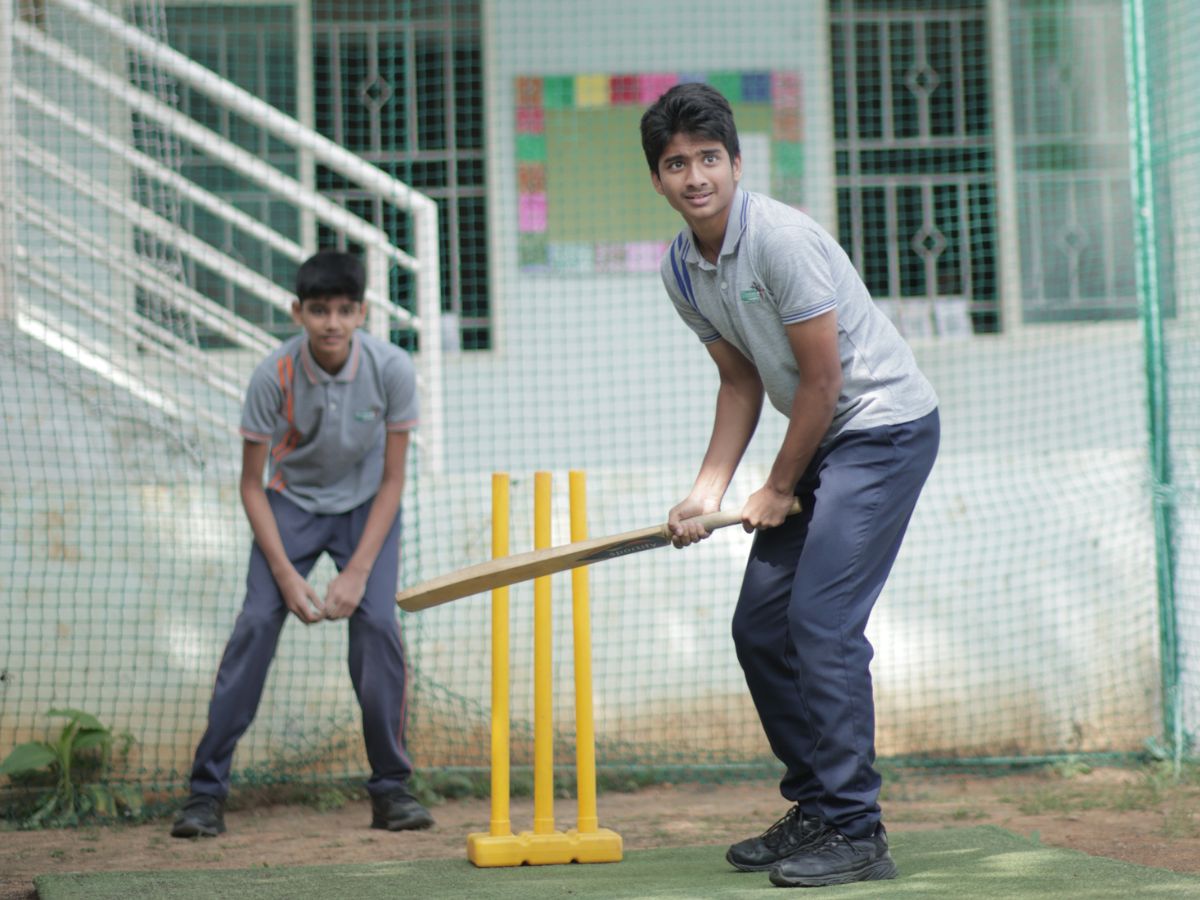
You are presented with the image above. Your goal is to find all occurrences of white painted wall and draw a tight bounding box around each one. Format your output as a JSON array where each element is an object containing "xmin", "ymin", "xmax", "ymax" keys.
[
  {"xmin": 401, "ymin": 0, "xmax": 1166, "ymax": 763},
  {"xmin": 2, "ymin": 0, "xmax": 1189, "ymax": 779}
]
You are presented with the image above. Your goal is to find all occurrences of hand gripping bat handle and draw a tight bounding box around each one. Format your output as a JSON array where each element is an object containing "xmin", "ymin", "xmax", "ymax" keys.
[{"xmin": 659, "ymin": 498, "xmax": 803, "ymax": 539}]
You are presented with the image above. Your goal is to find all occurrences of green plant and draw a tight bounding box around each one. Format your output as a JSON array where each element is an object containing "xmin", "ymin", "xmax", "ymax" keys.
[
  {"xmin": 0, "ymin": 708, "xmax": 141, "ymax": 827},
  {"xmin": 1050, "ymin": 756, "xmax": 1093, "ymax": 779}
]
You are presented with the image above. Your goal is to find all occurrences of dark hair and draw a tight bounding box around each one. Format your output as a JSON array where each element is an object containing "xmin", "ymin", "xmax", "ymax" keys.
[
  {"xmin": 639, "ymin": 83, "xmax": 740, "ymax": 173},
  {"xmin": 295, "ymin": 251, "xmax": 366, "ymax": 304}
]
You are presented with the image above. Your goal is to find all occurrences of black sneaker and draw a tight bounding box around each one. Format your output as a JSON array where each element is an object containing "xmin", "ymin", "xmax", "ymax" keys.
[
  {"xmin": 725, "ymin": 804, "xmax": 825, "ymax": 872},
  {"xmin": 170, "ymin": 794, "xmax": 226, "ymax": 838},
  {"xmin": 370, "ymin": 788, "xmax": 435, "ymax": 831},
  {"xmin": 768, "ymin": 823, "xmax": 898, "ymax": 887}
]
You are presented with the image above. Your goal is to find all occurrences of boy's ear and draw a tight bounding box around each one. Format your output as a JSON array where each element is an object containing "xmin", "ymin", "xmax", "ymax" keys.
[
  {"xmin": 732, "ymin": 153, "xmax": 742, "ymax": 183},
  {"xmin": 650, "ymin": 168, "xmax": 665, "ymax": 195},
  {"xmin": 290, "ymin": 299, "xmax": 304, "ymax": 324}
]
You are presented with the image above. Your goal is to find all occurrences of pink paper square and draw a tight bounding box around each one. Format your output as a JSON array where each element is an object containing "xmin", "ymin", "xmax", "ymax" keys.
[
  {"xmin": 595, "ymin": 243, "xmax": 627, "ymax": 271},
  {"xmin": 638, "ymin": 73, "xmax": 680, "ymax": 105},
  {"xmin": 516, "ymin": 106, "xmax": 544, "ymax": 134},
  {"xmin": 772, "ymin": 72, "xmax": 801, "ymax": 107},
  {"xmin": 519, "ymin": 193, "xmax": 547, "ymax": 233},
  {"xmin": 625, "ymin": 241, "xmax": 666, "ymax": 272}
]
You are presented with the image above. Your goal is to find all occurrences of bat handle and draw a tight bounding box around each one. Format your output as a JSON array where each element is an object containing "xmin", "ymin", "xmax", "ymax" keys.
[{"xmin": 664, "ymin": 498, "xmax": 802, "ymax": 538}]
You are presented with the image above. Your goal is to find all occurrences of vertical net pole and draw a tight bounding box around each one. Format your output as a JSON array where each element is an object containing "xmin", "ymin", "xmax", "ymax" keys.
[
  {"xmin": 569, "ymin": 470, "xmax": 598, "ymax": 834},
  {"xmin": 1123, "ymin": 0, "xmax": 1181, "ymax": 764},
  {"xmin": 488, "ymin": 472, "xmax": 512, "ymax": 837},
  {"xmin": 294, "ymin": 0, "xmax": 316, "ymax": 253},
  {"xmin": 986, "ymin": 0, "xmax": 1022, "ymax": 333},
  {"xmin": 532, "ymin": 470, "xmax": 555, "ymax": 834},
  {"xmin": 0, "ymin": 0, "xmax": 15, "ymax": 322}
]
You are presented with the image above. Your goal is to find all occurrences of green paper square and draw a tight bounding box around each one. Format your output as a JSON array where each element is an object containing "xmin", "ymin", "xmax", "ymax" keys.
[
  {"xmin": 707, "ymin": 72, "xmax": 743, "ymax": 103},
  {"xmin": 516, "ymin": 134, "xmax": 547, "ymax": 162},
  {"xmin": 519, "ymin": 233, "xmax": 549, "ymax": 268},
  {"xmin": 542, "ymin": 76, "xmax": 575, "ymax": 109},
  {"xmin": 549, "ymin": 242, "xmax": 594, "ymax": 272},
  {"xmin": 773, "ymin": 141, "xmax": 804, "ymax": 179}
]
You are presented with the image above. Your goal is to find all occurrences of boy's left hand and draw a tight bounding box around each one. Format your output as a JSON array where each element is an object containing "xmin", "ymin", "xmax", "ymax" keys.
[
  {"xmin": 741, "ymin": 486, "xmax": 798, "ymax": 532},
  {"xmin": 323, "ymin": 569, "xmax": 368, "ymax": 619}
]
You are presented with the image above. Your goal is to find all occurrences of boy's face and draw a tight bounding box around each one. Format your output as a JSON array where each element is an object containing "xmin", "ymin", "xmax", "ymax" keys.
[
  {"xmin": 650, "ymin": 132, "xmax": 742, "ymax": 237},
  {"xmin": 291, "ymin": 294, "xmax": 366, "ymax": 371}
]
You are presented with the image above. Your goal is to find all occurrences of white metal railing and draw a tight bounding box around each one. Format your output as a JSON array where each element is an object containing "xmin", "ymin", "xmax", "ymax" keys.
[
  {"xmin": 15, "ymin": 82, "xmax": 310, "ymax": 271},
  {"xmin": 17, "ymin": 254, "xmax": 243, "ymax": 432},
  {"xmin": 15, "ymin": 193, "xmax": 278, "ymax": 355},
  {"xmin": 18, "ymin": 138, "xmax": 307, "ymax": 319},
  {"xmin": 7, "ymin": 0, "xmax": 444, "ymax": 468},
  {"xmin": 43, "ymin": 0, "xmax": 442, "ymax": 468}
]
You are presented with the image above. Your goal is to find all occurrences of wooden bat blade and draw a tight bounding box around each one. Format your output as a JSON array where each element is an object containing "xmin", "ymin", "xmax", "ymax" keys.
[
  {"xmin": 396, "ymin": 522, "xmax": 671, "ymax": 612},
  {"xmin": 396, "ymin": 499, "xmax": 800, "ymax": 613}
]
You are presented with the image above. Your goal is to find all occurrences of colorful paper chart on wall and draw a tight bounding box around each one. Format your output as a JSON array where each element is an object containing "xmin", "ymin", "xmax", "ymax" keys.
[{"xmin": 516, "ymin": 71, "xmax": 803, "ymax": 274}]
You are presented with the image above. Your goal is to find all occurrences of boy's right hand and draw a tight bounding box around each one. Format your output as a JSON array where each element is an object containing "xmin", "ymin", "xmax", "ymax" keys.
[
  {"xmin": 668, "ymin": 496, "xmax": 721, "ymax": 548},
  {"xmin": 276, "ymin": 568, "xmax": 324, "ymax": 623}
]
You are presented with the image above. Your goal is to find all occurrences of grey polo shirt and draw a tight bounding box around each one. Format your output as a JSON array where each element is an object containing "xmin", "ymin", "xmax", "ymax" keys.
[
  {"xmin": 660, "ymin": 188, "xmax": 938, "ymax": 442},
  {"xmin": 240, "ymin": 331, "xmax": 419, "ymax": 514}
]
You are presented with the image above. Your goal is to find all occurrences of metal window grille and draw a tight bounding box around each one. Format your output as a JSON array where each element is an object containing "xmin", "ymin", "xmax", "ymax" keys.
[
  {"xmin": 313, "ymin": 0, "xmax": 488, "ymax": 350},
  {"xmin": 832, "ymin": 0, "xmax": 997, "ymax": 335},
  {"xmin": 831, "ymin": 0, "xmax": 1140, "ymax": 334},
  {"xmin": 163, "ymin": 1, "xmax": 488, "ymax": 348},
  {"xmin": 1011, "ymin": 0, "xmax": 1141, "ymax": 322}
]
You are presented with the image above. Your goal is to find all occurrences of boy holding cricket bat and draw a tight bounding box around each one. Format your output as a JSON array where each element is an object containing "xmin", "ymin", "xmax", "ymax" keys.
[
  {"xmin": 171, "ymin": 251, "xmax": 433, "ymax": 838},
  {"xmin": 641, "ymin": 83, "xmax": 939, "ymax": 887}
]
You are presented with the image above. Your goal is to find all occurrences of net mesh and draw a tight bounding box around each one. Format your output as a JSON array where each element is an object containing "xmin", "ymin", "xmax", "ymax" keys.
[{"xmin": 1, "ymin": 0, "xmax": 1197, "ymax": 800}]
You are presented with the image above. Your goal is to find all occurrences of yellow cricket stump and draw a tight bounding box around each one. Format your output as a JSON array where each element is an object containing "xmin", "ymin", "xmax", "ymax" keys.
[{"xmin": 467, "ymin": 470, "xmax": 623, "ymax": 867}]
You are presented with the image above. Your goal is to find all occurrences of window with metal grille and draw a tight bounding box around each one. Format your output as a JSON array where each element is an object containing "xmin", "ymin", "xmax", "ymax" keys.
[
  {"xmin": 1010, "ymin": 0, "xmax": 1140, "ymax": 323},
  {"xmin": 830, "ymin": 0, "xmax": 1141, "ymax": 334},
  {"xmin": 164, "ymin": 1, "xmax": 489, "ymax": 350},
  {"xmin": 831, "ymin": 0, "xmax": 997, "ymax": 336},
  {"xmin": 313, "ymin": 0, "xmax": 489, "ymax": 351}
]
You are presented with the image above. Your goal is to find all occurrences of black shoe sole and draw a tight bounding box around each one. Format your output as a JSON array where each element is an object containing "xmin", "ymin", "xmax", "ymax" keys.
[
  {"xmin": 725, "ymin": 848, "xmax": 783, "ymax": 872},
  {"xmin": 371, "ymin": 814, "xmax": 435, "ymax": 832},
  {"xmin": 170, "ymin": 821, "xmax": 225, "ymax": 838},
  {"xmin": 769, "ymin": 857, "xmax": 898, "ymax": 887}
]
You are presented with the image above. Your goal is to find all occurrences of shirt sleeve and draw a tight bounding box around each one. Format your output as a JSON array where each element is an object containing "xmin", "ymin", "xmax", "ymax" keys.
[
  {"xmin": 758, "ymin": 225, "xmax": 839, "ymax": 325},
  {"xmin": 383, "ymin": 348, "xmax": 419, "ymax": 431},
  {"xmin": 239, "ymin": 357, "xmax": 284, "ymax": 443},
  {"xmin": 661, "ymin": 244, "xmax": 721, "ymax": 344}
]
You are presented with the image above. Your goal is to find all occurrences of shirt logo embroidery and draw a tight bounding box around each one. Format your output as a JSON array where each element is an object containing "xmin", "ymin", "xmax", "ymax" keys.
[
  {"xmin": 740, "ymin": 282, "xmax": 766, "ymax": 303},
  {"xmin": 354, "ymin": 408, "xmax": 378, "ymax": 422}
]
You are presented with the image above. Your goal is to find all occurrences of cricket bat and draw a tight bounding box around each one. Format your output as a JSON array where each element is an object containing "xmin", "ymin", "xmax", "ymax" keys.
[{"xmin": 396, "ymin": 499, "xmax": 802, "ymax": 612}]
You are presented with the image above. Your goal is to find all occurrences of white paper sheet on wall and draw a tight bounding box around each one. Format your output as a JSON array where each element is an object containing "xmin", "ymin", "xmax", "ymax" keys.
[{"xmin": 738, "ymin": 132, "xmax": 771, "ymax": 196}]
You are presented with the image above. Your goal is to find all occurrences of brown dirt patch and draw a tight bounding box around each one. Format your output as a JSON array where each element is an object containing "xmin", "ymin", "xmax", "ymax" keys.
[{"xmin": 2, "ymin": 767, "xmax": 1198, "ymax": 898}]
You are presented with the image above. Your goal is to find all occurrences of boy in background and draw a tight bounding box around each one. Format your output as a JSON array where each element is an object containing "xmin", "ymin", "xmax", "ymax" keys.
[{"xmin": 171, "ymin": 251, "xmax": 433, "ymax": 838}]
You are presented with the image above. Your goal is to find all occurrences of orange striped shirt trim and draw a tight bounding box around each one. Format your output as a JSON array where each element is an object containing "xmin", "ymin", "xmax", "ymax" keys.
[{"xmin": 269, "ymin": 354, "xmax": 302, "ymax": 489}]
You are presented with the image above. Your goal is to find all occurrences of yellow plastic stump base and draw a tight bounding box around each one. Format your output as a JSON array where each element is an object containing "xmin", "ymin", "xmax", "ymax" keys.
[{"xmin": 467, "ymin": 828, "xmax": 623, "ymax": 867}]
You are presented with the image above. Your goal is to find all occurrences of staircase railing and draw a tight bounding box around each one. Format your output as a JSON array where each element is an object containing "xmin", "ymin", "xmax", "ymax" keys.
[{"xmin": 4, "ymin": 0, "xmax": 444, "ymax": 468}]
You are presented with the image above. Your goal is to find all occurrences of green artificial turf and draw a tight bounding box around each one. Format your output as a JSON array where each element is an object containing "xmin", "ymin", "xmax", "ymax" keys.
[{"xmin": 36, "ymin": 826, "xmax": 1200, "ymax": 899}]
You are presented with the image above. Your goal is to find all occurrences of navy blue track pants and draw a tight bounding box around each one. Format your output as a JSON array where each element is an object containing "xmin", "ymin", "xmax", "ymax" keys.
[
  {"xmin": 733, "ymin": 409, "xmax": 939, "ymax": 838},
  {"xmin": 189, "ymin": 491, "xmax": 413, "ymax": 800}
]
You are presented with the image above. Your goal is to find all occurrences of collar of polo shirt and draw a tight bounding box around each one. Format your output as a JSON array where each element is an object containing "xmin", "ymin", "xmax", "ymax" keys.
[{"xmin": 299, "ymin": 331, "xmax": 362, "ymax": 384}]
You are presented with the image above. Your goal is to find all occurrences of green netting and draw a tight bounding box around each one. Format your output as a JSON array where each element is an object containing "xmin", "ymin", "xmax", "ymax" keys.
[{"xmin": 1, "ymin": 0, "xmax": 1197, "ymax": 806}]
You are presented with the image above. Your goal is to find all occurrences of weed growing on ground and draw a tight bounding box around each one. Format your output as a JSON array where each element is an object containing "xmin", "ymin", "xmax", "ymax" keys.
[{"xmin": 0, "ymin": 708, "xmax": 141, "ymax": 828}]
